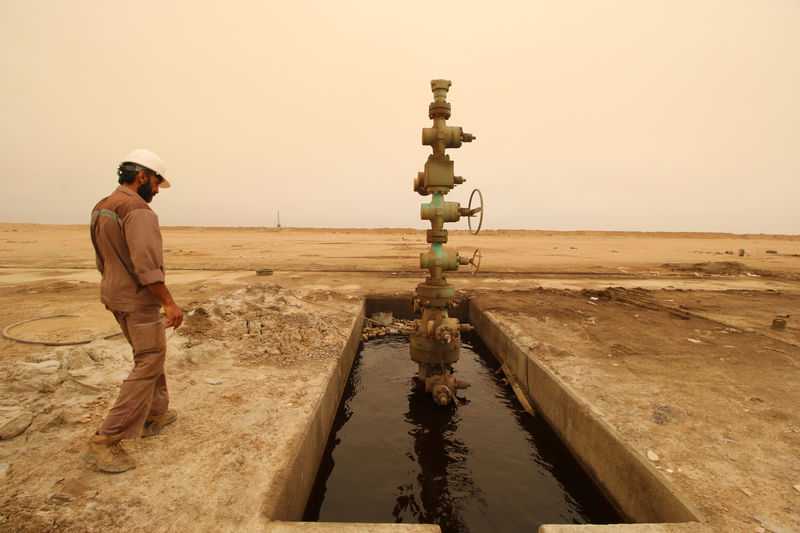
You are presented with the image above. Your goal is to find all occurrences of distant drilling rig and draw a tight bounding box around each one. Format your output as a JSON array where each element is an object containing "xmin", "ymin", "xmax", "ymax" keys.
[{"xmin": 410, "ymin": 79, "xmax": 484, "ymax": 406}]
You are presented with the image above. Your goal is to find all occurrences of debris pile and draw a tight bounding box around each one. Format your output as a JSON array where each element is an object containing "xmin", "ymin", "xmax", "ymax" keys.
[
  {"xmin": 178, "ymin": 284, "xmax": 358, "ymax": 366},
  {"xmin": 361, "ymin": 318, "xmax": 416, "ymax": 341}
]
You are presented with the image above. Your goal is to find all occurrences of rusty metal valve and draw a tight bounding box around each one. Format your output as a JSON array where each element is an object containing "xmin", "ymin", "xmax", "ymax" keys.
[
  {"xmin": 422, "ymin": 126, "xmax": 476, "ymax": 150},
  {"xmin": 420, "ymin": 249, "xmax": 460, "ymax": 271},
  {"xmin": 421, "ymin": 201, "xmax": 461, "ymax": 224},
  {"xmin": 434, "ymin": 318, "xmax": 460, "ymax": 344},
  {"xmin": 426, "ymin": 373, "xmax": 471, "ymax": 406},
  {"xmin": 457, "ymin": 249, "xmax": 482, "ymax": 275}
]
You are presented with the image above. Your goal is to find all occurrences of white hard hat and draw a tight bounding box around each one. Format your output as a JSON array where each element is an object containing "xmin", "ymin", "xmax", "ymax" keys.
[{"xmin": 121, "ymin": 149, "xmax": 171, "ymax": 188}]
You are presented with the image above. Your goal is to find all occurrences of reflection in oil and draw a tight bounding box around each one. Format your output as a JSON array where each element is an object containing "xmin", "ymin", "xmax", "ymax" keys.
[
  {"xmin": 304, "ymin": 333, "xmax": 620, "ymax": 532},
  {"xmin": 395, "ymin": 378, "xmax": 473, "ymax": 530}
]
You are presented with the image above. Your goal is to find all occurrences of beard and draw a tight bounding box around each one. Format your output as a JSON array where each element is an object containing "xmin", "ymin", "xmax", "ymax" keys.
[{"xmin": 137, "ymin": 180, "xmax": 154, "ymax": 203}]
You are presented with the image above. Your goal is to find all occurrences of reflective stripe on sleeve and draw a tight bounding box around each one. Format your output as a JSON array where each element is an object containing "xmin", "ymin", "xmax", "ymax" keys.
[{"xmin": 91, "ymin": 208, "xmax": 122, "ymax": 227}]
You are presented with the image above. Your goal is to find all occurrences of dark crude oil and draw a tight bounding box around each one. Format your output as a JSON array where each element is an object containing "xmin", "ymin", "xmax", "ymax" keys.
[{"xmin": 303, "ymin": 332, "xmax": 622, "ymax": 531}]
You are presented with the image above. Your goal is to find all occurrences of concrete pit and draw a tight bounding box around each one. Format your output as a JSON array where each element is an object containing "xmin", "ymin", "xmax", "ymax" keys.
[{"xmin": 275, "ymin": 292, "xmax": 800, "ymax": 532}]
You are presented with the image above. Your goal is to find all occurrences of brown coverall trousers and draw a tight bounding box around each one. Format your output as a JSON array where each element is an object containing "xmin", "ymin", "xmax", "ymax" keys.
[{"xmin": 98, "ymin": 310, "xmax": 169, "ymax": 439}]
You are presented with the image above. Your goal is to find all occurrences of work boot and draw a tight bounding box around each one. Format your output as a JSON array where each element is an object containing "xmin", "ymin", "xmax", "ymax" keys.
[
  {"xmin": 81, "ymin": 433, "xmax": 136, "ymax": 473},
  {"xmin": 140, "ymin": 409, "xmax": 177, "ymax": 438}
]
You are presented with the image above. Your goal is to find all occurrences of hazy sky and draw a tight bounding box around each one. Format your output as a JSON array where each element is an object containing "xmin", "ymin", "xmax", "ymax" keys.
[{"xmin": 1, "ymin": 1, "xmax": 798, "ymax": 233}]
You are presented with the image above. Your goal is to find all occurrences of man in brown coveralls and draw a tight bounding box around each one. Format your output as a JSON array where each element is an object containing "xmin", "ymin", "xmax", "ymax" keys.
[{"xmin": 82, "ymin": 148, "xmax": 184, "ymax": 473}]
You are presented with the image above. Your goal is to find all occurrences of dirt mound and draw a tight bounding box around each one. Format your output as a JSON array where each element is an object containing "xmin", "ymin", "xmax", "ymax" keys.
[
  {"xmin": 663, "ymin": 261, "xmax": 752, "ymax": 276},
  {"xmin": 662, "ymin": 261, "xmax": 800, "ymax": 280},
  {"xmin": 179, "ymin": 284, "xmax": 354, "ymax": 367}
]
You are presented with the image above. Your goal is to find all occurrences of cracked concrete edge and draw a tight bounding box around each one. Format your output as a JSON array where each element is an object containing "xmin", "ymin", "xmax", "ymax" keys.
[
  {"xmin": 260, "ymin": 300, "xmax": 367, "ymax": 522},
  {"xmin": 538, "ymin": 524, "xmax": 711, "ymax": 533},
  {"xmin": 264, "ymin": 522, "xmax": 441, "ymax": 532},
  {"xmin": 469, "ymin": 297, "xmax": 703, "ymax": 525}
]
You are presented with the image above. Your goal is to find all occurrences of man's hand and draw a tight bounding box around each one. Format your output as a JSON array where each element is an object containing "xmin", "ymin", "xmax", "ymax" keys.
[
  {"xmin": 163, "ymin": 300, "xmax": 184, "ymax": 329},
  {"xmin": 146, "ymin": 282, "xmax": 184, "ymax": 329}
]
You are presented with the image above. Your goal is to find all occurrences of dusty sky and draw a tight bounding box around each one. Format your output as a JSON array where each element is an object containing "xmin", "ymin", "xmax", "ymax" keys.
[{"xmin": 1, "ymin": 1, "xmax": 798, "ymax": 233}]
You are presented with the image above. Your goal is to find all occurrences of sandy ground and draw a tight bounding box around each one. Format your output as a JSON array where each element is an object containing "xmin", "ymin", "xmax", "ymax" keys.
[{"xmin": 0, "ymin": 223, "xmax": 799, "ymax": 532}]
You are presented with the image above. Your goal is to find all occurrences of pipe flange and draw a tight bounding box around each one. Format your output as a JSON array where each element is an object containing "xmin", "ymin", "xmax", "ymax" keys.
[
  {"xmin": 426, "ymin": 230, "xmax": 448, "ymax": 244},
  {"xmin": 428, "ymin": 102, "xmax": 451, "ymax": 119}
]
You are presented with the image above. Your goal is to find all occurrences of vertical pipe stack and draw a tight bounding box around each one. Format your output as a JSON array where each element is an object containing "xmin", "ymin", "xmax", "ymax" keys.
[{"xmin": 410, "ymin": 79, "xmax": 476, "ymax": 406}]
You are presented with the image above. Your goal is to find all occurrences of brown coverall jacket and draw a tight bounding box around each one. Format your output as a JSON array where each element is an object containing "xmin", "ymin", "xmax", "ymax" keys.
[{"xmin": 91, "ymin": 186, "xmax": 165, "ymax": 311}]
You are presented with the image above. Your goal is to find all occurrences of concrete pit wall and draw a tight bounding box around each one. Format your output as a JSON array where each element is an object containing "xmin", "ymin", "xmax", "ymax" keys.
[
  {"xmin": 262, "ymin": 297, "xmax": 443, "ymax": 532},
  {"xmin": 469, "ymin": 298, "xmax": 702, "ymax": 526},
  {"xmin": 262, "ymin": 301, "xmax": 366, "ymax": 521}
]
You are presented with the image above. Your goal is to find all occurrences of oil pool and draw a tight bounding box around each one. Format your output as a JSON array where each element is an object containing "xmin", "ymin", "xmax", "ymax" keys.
[{"xmin": 303, "ymin": 332, "xmax": 621, "ymax": 531}]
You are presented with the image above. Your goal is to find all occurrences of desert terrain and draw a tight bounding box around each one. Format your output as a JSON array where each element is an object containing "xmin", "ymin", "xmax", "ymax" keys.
[{"xmin": 0, "ymin": 223, "xmax": 799, "ymax": 532}]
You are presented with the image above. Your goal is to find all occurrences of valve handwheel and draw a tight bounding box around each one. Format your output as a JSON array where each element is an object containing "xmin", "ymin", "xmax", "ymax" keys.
[
  {"xmin": 469, "ymin": 249, "xmax": 482, "ymax": 276},
  {"xmin": 467, "ymin": 188, "xmax": 484, "ymax": 235}
]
